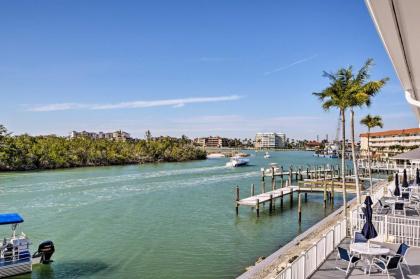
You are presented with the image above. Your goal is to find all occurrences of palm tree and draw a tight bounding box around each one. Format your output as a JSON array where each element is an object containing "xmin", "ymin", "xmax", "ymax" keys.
[
  {"xmin": 313, "ymin": 68, "xmax": 353, "ymax": 219},
  {"xmin": 360, "ymin": 114, "xmax": 383, "ymax": 193},
  {"xmin": 347, "ymin": 59, "xmax": 389, "ymax": 204}
]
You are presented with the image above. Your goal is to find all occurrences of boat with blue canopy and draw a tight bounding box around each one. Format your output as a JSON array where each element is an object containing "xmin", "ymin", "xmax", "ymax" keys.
[{"xmin": 0, "ymin": 213, "xmax": 54, "ymax": 278}]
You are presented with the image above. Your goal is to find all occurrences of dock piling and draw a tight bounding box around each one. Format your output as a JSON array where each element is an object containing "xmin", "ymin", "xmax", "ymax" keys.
[
  {"xmin": 288, "ymin": 167, "xmax": 292, "ymax": 185},
  {"xmin": 236, "ymin": 186, "xmax": 240, "ymax": 215},
  {"xmin": 256, "ymin": 199, "xmax": 260, "ymax": 217},
  {"xmin": 290, "ymin": 188, "xmax": 294, "ymax": 207},
  {"xmin": 298, "ymin": 193, "xmax": 302, "ymax": 223},
  {"xmin": 280, "ymin": 190, "xmax": 284, "ymax": 208}
]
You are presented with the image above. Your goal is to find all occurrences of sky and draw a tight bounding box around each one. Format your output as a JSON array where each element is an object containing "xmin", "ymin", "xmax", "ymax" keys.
[{"xmin": 0, "ymin": 0, "xmax": 417, "ymax": 140}]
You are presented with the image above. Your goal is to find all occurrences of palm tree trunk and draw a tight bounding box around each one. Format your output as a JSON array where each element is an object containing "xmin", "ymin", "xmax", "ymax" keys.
[
  {"xmin": 367, "ymin": 128, "xmax": 373, "ymax": 194},
  {"xmin": 341, "ymin": 109, "xmax": 347, "ymax": 219},
  {"xmin": 350, "ymin": 109, "xmax": 361, "ymax": 204}
]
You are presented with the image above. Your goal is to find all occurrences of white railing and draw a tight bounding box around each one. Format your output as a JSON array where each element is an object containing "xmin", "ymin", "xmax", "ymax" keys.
[
  {"xmin": 350, "ymin": 183, "xmax": 420, "ymax": 247},
  {"xmin": 273, "ymin": 180, "xmax": 420, "ymax": 279},
  {"xmin": 274, "ymin": 218, "xmax": 347, "ymax": 279}
]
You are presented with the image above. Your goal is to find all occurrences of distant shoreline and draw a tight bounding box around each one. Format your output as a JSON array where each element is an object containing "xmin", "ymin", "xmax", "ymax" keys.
[
  {"xmin": 0, "ymin": 158, "xmax": 207, "ymax": 173},
  {"xmin": 0, "ymin": 133, "xmax": 207, "ymax": 172}
]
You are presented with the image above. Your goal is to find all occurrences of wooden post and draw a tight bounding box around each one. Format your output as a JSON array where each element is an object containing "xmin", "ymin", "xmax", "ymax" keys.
[
  {"xmin": 251, "ymin": 183, "xmax": 255, "ymax": 196},
  {"xmin": 280, "ymin": 166, "xmax": 284, "ymax": 179},
  {"xmin": 289, "ymin": 167, "xmax": 292, "ymax": 185},
  {"xmin": 261, "ymin": 181, "xmax": 265, "ymax": 193},
  {"xmin": 298, "ymin": 193, "xmax": 302, "ymax": 223},
  {"xmin": 269, "ymin": 194, "xmax": 273, "ymax": 214},
  {"xmin": 295, "ymin": 169, "xmax": 298, "ymax": 181},
  {"xmin": 271, "ymin": 166, "xmax": 275, "ymax": 181},
  {"xmin": 331, "ymin": 174, "xmax": 334, "ymax": 202},
  {"xmin": 299, "ymin": 168, "xmax": 303, "ymax": 181},
  {"xmin": 261, "ymin": 169, "xmax": 265, "ymax": 181},
  {"xmin": 256, "ymin": 199, "xmax": 260, "ymax": 217},
  {"xmin": 272, "ymin": 179, "xmax": 275, "ymax": 191},
  {"xmin": 307, "ymin": 167, "xmax": 310, "ymax": 179},
  {"xmin": 304, "ymin": 192, "xmax": 308, "ymax": 202},
  {"xmin": 290, "ymin": 188, "xmax": 294, "ymax": 207},
  {"xmin": 236, "ymin": 186, "xmax": 240, "ymax": 215},
  {"xmin": 338, "ymin": 166, "xmax": 341, "ymax": 180},
  {"xmin": 279, "ymin": 190, "xmax": 283, "ymax": 208},
  {"xmin": 323, "ymin": 181, "xmax": 327, "ymax": 208}
]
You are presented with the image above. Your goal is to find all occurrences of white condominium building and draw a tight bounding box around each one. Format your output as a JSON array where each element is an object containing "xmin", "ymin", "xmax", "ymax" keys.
[
  {"xmin": 360, "ymin": 128, "xmax": 420, "ymax": 159},
  {"xmin": 255, "ymin": 132, "xmax": 286, "ymax": 149},
  {"xmin": 70, "ymin": 130, "xmax": 131, "ymax": 141}
]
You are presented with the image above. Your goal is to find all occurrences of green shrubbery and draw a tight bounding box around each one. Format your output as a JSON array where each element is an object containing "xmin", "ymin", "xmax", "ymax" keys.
[{"xmin": 0, "ymin": 125, "xmax": 206, "ymax": 171}]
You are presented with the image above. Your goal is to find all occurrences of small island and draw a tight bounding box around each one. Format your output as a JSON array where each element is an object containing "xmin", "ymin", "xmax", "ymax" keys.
[{"xmin": 0, "ymin": 125, "xmax": 206, "ymax": 171}]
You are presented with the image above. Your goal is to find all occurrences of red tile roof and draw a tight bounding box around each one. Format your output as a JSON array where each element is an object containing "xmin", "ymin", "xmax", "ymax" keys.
[{"xmin": 360, "ymin": 128, "xmax": 420, "ymax": 138}]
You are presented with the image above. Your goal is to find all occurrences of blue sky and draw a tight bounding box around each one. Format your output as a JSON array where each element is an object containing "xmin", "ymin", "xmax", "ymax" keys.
[{"xmin": 0, "ymin": 0, "xmax": 417, "ymax": 140}]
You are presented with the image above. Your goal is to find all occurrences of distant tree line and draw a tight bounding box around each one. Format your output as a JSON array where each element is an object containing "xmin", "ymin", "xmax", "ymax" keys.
[{"xmin": 0, "ymin": 125, "xmax": 206, "ymax": 171}]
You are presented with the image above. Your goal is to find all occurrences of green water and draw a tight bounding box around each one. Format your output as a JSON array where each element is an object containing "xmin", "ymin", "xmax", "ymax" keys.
[{"xmin": 0, "ymin": 151, "xmax": 350, "ymax": 279}]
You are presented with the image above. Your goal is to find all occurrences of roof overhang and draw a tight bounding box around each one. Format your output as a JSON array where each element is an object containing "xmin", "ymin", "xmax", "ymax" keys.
[{"xmin": 365, "ymin": 0, "xmax": 420, "ymax": 123}]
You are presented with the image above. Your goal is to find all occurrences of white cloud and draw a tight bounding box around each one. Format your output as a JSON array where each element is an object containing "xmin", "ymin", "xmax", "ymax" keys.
[
  {"xmin": 26, "ymin": 95, "xmax": 242, "ymax": 112},
  {"xmin": 264, "ymin": 54, "xmax": 318, "ymax": 76}
]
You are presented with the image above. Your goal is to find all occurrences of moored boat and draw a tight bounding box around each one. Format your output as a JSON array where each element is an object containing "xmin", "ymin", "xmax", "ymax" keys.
[
  {"xmin": 263, "ymin": 152, "xmax": 271, "ymax": 159},
  {"xmin": 206, "ymin": 153, "xmax": 225, "ymax": 159},
  {"xmin": 226, "ymin": 156, "xmax": 250, "ymax": 167},
  {"xmin": 0, "ymin": 213, "xmax": 55, "ymax": 278}
]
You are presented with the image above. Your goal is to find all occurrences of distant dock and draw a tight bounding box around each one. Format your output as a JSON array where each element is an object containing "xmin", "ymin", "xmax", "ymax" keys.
[{"xmin": 235, "ymin": 164, "xmax": 361, "ymax": 220}]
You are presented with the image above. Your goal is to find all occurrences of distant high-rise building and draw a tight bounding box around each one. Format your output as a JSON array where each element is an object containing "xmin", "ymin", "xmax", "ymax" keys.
[{"xmin": 255, "ymin": 132, "xmax": 286, "ymax": 149}]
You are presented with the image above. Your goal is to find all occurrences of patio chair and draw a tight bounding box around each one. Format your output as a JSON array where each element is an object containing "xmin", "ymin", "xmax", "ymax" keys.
[
  {"xmin": 377, "ymin": 200, "xmax": 391, "ymax": 214},
  {"xmin": 394, "ymin": 202, "xmax": 406, "ymax": 216},
  {"xmin": 396, "ymin": 243, "xmax": 412, "ymax": 273},
  {"xmin": 411, "ymin": 194, "xmax": 420, "ymax": 202},
  {"xmin": 405, "ymin": 202, "xmax": 420, "ymax": 216},
  {"xmin": 335, "ymin": 246, "xmax": 360, "ymax": 275},
  {"xmin": 370, "ymin": 254, "xmax": 404, "ymax": 278},
  {"xmin": 353, "ymin": 231, "xmax": 368, "ymax": 243}
]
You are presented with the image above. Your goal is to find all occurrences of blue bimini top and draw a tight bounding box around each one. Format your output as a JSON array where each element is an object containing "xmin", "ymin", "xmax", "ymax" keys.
[{"xmin": 0, "ymin": 213, "xmax": 24, "ymax": 225}]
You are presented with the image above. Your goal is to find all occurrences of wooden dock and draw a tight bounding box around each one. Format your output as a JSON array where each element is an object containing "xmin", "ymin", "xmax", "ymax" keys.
[
  {"xmin": 234, "ymin": 163, "xmax": 378, "ymax": 220},
  {"xmin": 260, "ymin": 164, "xmax": 355, "ymax": 183},
  {"xmin": 235, "ymin": 177, "xmax": 359, "ymax": 219}
]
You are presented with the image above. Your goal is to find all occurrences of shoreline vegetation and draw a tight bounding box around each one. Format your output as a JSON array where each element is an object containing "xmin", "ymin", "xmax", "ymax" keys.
[{"xmin": 0, "ymin": 125, "xmax": 206, "ymax": 171}]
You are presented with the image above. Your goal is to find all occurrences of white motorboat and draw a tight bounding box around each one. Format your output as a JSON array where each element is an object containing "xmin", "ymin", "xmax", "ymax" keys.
[
  {"xmin": 206, "ymin": 153, "xmax": 225, "ymax": 159},
  {"xmin": 226, "ymin": 156, "xmax": 250, "ymax": 167},
  {"xmin": 263, "ymin": 163, "xmax": 281, "ymax": 175},
  {"xmin": 263, "ymin": 152, "xmax": 271, "ymax": 159},
  {"xmin": 313, "ymin": 143, "xmax": 339, "ymax": 158},
  {"xmin": 0, "ymin": 213, "xmax": 55, "ymax": 278}
]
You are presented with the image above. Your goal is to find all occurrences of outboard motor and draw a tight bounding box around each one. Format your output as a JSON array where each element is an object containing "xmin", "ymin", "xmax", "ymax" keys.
[{"xmin": 32, "ymin": 240, "xmax": 55, "ymax": 264}]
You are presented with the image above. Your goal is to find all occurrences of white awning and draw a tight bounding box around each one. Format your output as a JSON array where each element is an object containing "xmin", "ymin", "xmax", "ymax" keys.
[{"xmin": 365, "ymin": 0, "xmax": 420, "ymax": 122}]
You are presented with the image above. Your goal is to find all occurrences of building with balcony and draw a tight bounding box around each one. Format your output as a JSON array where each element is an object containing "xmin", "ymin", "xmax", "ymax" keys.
[
  {"xmin": 360, "ymin": 128, "xmax": 420, "ymax": 159},
  {"xmin": 254, "ymin": 132, "xmax": 286, "ymax": 149},
  {"xmin": 193, "ymin": 136, "xmax": 227, "ymax": 148},
  {"xmin": 70, "ymin": 130, "xmax": 131, "ymax": 141}
]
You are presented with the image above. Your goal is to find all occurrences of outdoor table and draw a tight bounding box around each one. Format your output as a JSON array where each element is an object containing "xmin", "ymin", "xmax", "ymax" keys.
[
  {"xmin": 350, "ymin": 242, "xmax": 390, "ymax": 274},
  {"xmin": 385, "ymin": 199, "xmax": 411, "ymax": 215}
]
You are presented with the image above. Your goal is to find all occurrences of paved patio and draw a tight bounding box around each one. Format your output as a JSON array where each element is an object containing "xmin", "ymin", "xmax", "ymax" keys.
[{"xmin": 310, "ymin": 238, "xmax": 420, "ymax": 279}]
